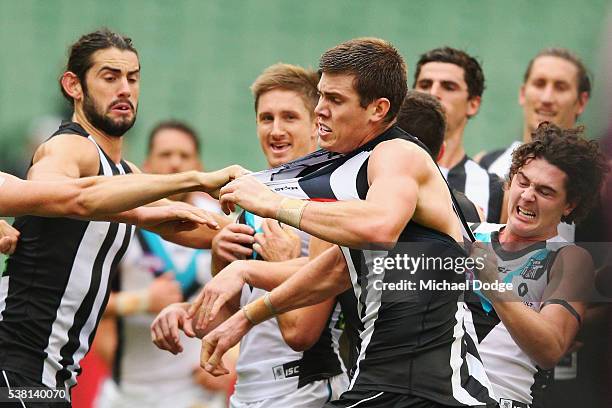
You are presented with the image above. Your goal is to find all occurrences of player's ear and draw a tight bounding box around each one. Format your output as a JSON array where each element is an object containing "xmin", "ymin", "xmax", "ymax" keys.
[
  {"xmin": 61, "ymin": 72, "xmax": 84, "ymax": 102},
  {"xmin": 370, "ymin": 98, "xmax": 390, "ymax": 123}
]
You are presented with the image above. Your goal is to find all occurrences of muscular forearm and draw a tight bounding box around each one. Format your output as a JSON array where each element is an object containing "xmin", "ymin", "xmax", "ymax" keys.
[
  {"xmin": 268, "ymin": 246, "xmax": 350, "ymax": 313},
  {"xmin": 73, "ymin": 171, "xmax": 207, "ymax": 215},
  {"xmin": 242, "ymin": 257, "xmax": 308, "ymax": 291},
  {"xmin": 0, "ymin": 171, "xmax": 208, "ymax": 218},
  {"xmin": 490, "ymin": 299, "xmax": 574, "ymax": 369}
]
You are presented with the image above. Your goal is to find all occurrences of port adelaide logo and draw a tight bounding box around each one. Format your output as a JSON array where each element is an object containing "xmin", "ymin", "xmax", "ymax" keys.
[{"xmin": 520, "ymin": 257, "xmax": 547, "ymax": 280}]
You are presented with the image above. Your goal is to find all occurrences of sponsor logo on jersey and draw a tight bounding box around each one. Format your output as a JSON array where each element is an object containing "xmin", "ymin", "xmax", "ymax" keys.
[
  {"xmin": 521, "ymin": 258, "xmax": 546, "ymax": 280},
  {"xmin": 272, "ymin": 360, "xmax": 300, "ymax": 380}
]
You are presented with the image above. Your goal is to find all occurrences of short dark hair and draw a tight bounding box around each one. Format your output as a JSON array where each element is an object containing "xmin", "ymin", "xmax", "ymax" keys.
[
  {"xmin": 319, "ymin": 38, "xmax": 407, "ymax": 123},
  {"xmin": 251, "ymin": 63, "xmax": 320, "ymax": 116},
  {"xmin": 413, "ymin": 47, "xmax": 485, "ymax": 99},
  {"xmin": 396, "ymin": 91, "xmax": 446, "ymax": 158},
  {"xmin": 148, "ymin": 120, "xmax": 201, "ymax": 154},
  {"xmin": 509, "ymin": 122, "xmax": 608, "ymax": 223},
  {"xmin": 60, "ymin": 28, "xmax": 138, "ymax": 104},
  {"xmin": 523, "ymin": 48, "xmax": 591, "ymax": 96}
]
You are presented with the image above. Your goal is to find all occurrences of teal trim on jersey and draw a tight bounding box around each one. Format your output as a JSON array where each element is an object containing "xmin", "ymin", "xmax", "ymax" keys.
[
  {"xmin": 140, "ymin": 230, "xmax": 201, "ymax": 293},
  {"xmin": 244, "ymin": 211, "xmax": 263, "ymax": 260},
  {"xmin": 474, "ymin": 232, "xmax": 493, "ymax": 243},
  {"xmin": 473, "ymin": 231, "xmax": 494, "ymax": 312}
]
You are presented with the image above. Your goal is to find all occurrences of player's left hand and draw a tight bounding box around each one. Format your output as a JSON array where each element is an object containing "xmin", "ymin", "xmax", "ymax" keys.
[
  {"xmin": 0, "ymin": 220, "xmax": 19, "ymax": 255},
  {"xmin": 218, "ymin": 176, "xmax": 282, "ymax": 216},
  {"xmin": 200, "ymin": 310, "xmax": 252, "ymax": 376},
  {"xmin": 254, "ymin": 219, "xmax": 301, "ymax": 261}
]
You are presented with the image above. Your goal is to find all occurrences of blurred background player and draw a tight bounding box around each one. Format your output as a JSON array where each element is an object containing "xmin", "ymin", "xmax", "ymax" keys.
[
  {"xmin": 477, "ymin": 48, "xmax": 591, "ymax": 179},
  {"xmin": 95, "ymin": 121, "xmax": 231, "ymax": 408},
  {"xmin": 413, "ymin": 47, "xmax": 506, "ymax": 223}
]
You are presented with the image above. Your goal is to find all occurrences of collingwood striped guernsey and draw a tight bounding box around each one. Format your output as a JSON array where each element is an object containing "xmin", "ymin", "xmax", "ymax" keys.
[
  {"xmin": 465, "ymin": 222, "xmax": 570, "ymax": 407},
  {"xmin": 441, "ymin": 156, "xmax": 505, "ymax": 223},
  {"xmin": 0, "ymin": 122, "xmax": 134, "ymax": 397},
  {"xmin": 252, "ymin": 125, "xmax": 496, "ymax": 406}
]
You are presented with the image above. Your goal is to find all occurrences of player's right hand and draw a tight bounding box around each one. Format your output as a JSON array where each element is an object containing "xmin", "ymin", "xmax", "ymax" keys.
[
  {"xmin": 0, "ymin": 220, "xmax": 19, "ymax": 255},
  {"xmin": 151, "ymin": 302, "xmax": 196, "ymax": 355}
]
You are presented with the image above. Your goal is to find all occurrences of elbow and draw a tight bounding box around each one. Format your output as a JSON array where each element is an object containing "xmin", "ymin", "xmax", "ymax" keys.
[
  {"xmin": 281, "ymin": 328, "xmax": 317, "ymax": 352},
  {"xmin": 533, "ymin": 345, "xmax": 567, "ymax": 370},
  {"xmin": 71, "ymin": 192, "xmax": 98, "ymax": 218},
  {"xmin": 361, "ymin": 219, "xmax": 400, "ymax": 247}
]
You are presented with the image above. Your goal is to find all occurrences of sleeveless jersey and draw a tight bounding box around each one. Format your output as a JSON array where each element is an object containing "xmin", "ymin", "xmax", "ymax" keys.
[
  {"xmin": 252, "ymin": 125, "xmax": 495, "ymax": 406},
  {"xmin": 440, "ymin": 155, "xmax": 505, "ymax": 223},
  {"xmin": 465, "ymin": 222, "xmax": 570, "ymax": 406},
  {"xmin": 233, "ymin": 211, "xmax": 346, "ymax": 401},
  {"xmin": 0, "ymin": 122, "xmax": 134, "ymax": 397},
  {"xmin": 480, "ymin": 141, "xmax": 522, "ymax": 179}
]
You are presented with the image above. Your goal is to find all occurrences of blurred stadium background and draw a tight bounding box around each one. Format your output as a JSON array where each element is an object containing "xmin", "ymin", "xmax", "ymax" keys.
[{"xmin": 0, "ymin": 0, "xmax": 610, "ymax": 174}]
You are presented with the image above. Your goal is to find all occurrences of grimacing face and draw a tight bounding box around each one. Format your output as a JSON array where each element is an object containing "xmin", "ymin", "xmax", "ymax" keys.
[
  {"xmin": 506, "ymin": 158, "xmax": 575, "ymax": 241},
  {"xmin": 81, "ymin": 47, "xmax": 140, "ymax": 137},
  {"xmin": 256, "ymin": 89, "xmax": 317, "ymax": 168},
  {"xmin": 414, "ymin": 62, "xmax": 480, "ymax": 137},
  {"xmin": 520, "ymin": 55, "xmax": 588, "ymax": 137},
  {"xmin": 314, "ymin": 72, "xmax": 374, "ymax": 153}
]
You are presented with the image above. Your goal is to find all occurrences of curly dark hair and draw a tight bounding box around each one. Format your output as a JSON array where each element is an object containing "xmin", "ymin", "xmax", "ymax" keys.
[{"xmin": 509, "ymin": 122, "xmax": 609, "ymax": 223}]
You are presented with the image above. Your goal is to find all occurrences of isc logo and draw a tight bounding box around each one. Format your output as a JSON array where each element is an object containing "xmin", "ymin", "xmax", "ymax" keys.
[{"xmin": 272, "ymin": 363, "xmax": 300, "ymax": 380}]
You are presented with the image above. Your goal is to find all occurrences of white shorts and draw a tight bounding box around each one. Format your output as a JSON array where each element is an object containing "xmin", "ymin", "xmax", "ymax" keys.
[{"xmin": 230, "ymin": 374, "xmax": 348, "ymax": 408}]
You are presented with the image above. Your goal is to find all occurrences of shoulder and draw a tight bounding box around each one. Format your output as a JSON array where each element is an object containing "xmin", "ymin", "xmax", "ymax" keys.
[
  {"xmin": 369, "ymin": 139, "xmax": 431, "ymax": 180},
  {"xmin": 31, "ymin": 133, "xmax": 100, "ymax": 177},
  {"xmin": 370, "ymin": 138, "xmax": 430, "ymax": 166},
  {"xmin": 555, "ymin": 244, "xmax": 592, "ymax": 267}
]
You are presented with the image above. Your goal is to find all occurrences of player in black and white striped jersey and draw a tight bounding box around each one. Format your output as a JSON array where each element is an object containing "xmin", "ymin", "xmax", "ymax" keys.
[
  {"xmin": 0, "ymin": 29, "xmax": 242, "ymax": 407},
  {"xmin": 413, "ymin": 47, "xmax": 507, "ymax": 224},
  {"xmin": 196, "ymin": 38, "xmax": 497, "ymax": 408}
]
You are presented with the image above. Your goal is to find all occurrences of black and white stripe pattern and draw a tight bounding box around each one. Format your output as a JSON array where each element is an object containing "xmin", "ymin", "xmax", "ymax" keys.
[
  {"xmin": 0, "ymin": 122, "xmax": 134, "ymax": 397},
  {"xmin": 442, "ymin": 156, "xmax": 505, "ymax": 223},
  {"xmin": 252, "ymin": 126, "xmax": 495, "ymax": 405},
  {"xmin": 479, "ymin": 141, "xmax": 523, "ymax": 180}
]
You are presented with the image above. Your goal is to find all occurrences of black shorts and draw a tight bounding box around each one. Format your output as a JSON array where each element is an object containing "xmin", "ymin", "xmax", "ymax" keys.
[
  {"xmin": 0, "ymin": 369, "xmax": 71, "ymax": 408},
  {"xmin": 324, "ymin": 389, "xmax": 498, "ymax": 408}
]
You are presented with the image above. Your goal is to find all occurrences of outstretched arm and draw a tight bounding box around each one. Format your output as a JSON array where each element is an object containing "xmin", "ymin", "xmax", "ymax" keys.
[{"xmin": 200, "ymin": 245, "xmax": 350, "ymax": 373}]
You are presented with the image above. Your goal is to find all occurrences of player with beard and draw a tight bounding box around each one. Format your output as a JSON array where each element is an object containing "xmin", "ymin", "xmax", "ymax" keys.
[{"xmin": 0, "ymin": 29, "xmax": 242, "ymax": 407}]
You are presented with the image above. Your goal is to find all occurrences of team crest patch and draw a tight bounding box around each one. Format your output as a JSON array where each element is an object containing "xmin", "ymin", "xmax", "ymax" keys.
[{"xmin": 520, "ymin": 258, "xmax": 546, "ymax": 280}]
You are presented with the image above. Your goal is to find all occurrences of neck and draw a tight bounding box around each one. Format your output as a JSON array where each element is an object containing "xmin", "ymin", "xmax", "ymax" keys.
[
  {"xmin": 522, "ymin": 124, "xmax": 532, "ymax": 144},
  {"xmin": 438, "ymin": 127, "xmax": 465, "ymax": 168},
  {"xmin": 498, "ymin": 224, "xmax": 556, "ymax": 250},
  {"xmin": 72, "ymin": 109, "xmax": 124, "ymax": 163},
  {"xmin": 358, "ymin": 120, "xmax": 395, "ymax": 148}
]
